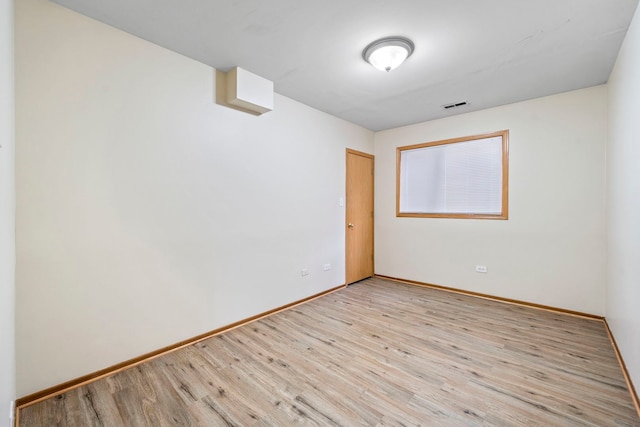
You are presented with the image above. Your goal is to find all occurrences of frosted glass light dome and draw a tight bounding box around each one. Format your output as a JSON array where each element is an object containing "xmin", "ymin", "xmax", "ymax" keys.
[{"xmin": 363, "ymin": 37, "xmax": 414, "ymax": 72}]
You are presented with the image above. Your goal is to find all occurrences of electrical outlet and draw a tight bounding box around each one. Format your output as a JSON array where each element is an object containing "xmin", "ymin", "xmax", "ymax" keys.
[
  {"xmin": 301, "ymin": 268, "xmax": 309, "ymax": 277},
  {"xmin": 475, "ymin": 265, "xmax": 487, "ymax": 273},
  {"xmin": 323, "ymin": 264, "xmax": 331, "ymax": 271}
]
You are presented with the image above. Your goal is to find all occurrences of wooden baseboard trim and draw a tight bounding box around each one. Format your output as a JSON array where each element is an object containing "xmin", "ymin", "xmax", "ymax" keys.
[
  {"xmin": 603, "ymin": 319, "xmax": 640, "ymax": 418},
  {"xmin": 374, "ymin": 275, "xmax": 603, "ymax": 320},
  {"xmin": 15, "ymin": 283, "xmax": 346, "ymax": 411}
]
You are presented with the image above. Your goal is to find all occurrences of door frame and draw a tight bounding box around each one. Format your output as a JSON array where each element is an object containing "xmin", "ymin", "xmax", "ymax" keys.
[{"xmin": 345, "ymin": 148, "xmax": 375, "ymax": 284}]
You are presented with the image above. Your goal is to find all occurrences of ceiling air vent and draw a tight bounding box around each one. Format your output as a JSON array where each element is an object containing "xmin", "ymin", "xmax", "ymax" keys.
[{"xmin": 443, "ymin": 101, "xmax": 469, "ymax": 110}]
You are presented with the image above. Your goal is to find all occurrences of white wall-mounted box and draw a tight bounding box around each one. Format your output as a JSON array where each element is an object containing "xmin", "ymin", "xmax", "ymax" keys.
[{"xmin": 225, "ymin": 67, "xmax": 273, "ymax": 114}]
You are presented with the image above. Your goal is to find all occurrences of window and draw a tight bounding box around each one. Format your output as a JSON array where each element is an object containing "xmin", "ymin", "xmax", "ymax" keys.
[{"xmin": 396, "ymin": 130, "xmax": 509, "ymax": 219}]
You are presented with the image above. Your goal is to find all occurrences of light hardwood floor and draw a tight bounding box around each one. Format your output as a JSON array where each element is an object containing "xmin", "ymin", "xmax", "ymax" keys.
[{"xmin": 19, "ymin": 277, "xmax": 639, "ymax": 426}]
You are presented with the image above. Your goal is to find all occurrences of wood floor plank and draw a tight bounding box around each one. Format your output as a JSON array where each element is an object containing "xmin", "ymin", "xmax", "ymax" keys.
[{"xmin": 19, "ymin": 277, "xmax": 640, "ymax": 426}]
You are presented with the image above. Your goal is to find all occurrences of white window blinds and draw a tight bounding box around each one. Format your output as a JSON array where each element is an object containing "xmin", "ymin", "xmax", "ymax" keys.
[{"xmin": 397, "ymin": 131, "xmax": 508, "ymax": 219}]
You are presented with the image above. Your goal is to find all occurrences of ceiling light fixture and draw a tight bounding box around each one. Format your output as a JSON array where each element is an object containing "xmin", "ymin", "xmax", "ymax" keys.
[{"xmin": 363, "ymin": 36, "xmax": 414, "ymax": 72}]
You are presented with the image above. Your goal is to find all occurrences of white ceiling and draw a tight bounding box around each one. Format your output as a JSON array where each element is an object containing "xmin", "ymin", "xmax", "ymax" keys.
[{"xmin": 51, "ymin": 0, "xmax": 639, "ymax": 131}]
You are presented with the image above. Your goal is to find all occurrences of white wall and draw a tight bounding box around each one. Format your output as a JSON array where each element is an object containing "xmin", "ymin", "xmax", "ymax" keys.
[
  {"xmin": 0, "ymin": 0, "xmax": 16, "ymax": 424},
  {"xmin": 607, "ymin": 3, "xmax": 640, "ymax": 394},
  {"xmin": 15, "ymin": 0, "xmax": 373, "ymax": 396},
  {"xmin": 375, "ymin": 86, "xmax": 608, "ymax": 315}
]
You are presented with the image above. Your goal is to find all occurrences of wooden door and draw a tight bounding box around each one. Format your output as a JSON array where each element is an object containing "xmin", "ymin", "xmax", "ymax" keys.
[{"xmin": 346, "ymin": 149, "xmax": 374, "ymax": 284}]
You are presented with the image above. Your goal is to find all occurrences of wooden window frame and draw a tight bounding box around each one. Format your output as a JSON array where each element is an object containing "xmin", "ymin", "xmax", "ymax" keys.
[{"xmin": 396, "ymin": 130, "xmax": 509, "ymax": 220}]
